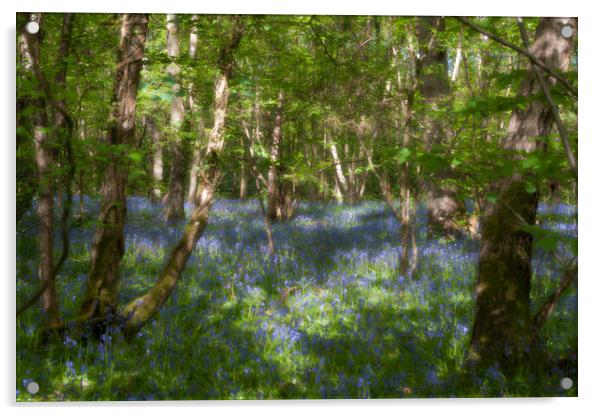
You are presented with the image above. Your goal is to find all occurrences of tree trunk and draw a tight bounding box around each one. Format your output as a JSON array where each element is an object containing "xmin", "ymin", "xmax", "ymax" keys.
[
  {"xmin": 164, "ymin": 14, "xmax": 187, "ymax": 221},
  {"xmin": 392, "ymin": 40, "xmax": 419, "ymax": 278},
  {"xmin": 122, "ymin": 17, "xmax": 244, "ymax": 331},
  {"xmin": 239, "ymin": 133, "xmax": 248, "ymax": 199},
  {"xmin": 267, "ymin": 90, "xmax": 284, "ymax": 221},
  {"xmin": 186, "ymin": 15, "xmax": 203, "ymax": 204},
  {"xmin": 78, "ymin": 14, "xmax": 149, "ymax": 323},
  {"xmin": 52, "ymin": 13, "xmax": 76, "ymax": 288},
  {"xmin": 16, "ymin": 14, "xmax": 37, "ymax": 223},
  {"xmin": 451, "ymin": 36, "xmax": 462, "ymax": 82},
  {"xmin": 21, "ymin": 13, "xmax": 62, "ymax": 330},
  {"xmin": 465, "ymin": 17, "xmax": 576, "ymax": 374},
  {"xmin": 187, "ymin": 136, "xmax": 203, "ymax": 203},
  {"xmin": 328, "ymin": 134, "xmax": 349, "ymax": 203},
  {"xmin": 145, "ymin": 116, "xmax": 164, "ymax": 202},
  {"xmin": 417, "ymin": 17, "xmax": 467, "ymax": 239}
]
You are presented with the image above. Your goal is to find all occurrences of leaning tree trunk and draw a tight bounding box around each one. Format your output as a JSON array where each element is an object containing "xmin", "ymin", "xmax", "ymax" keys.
[
  {"xmin": 21, "ymin": 13, "xmax": 62, "ymax": 330},
  {"xmin": 328, "ymin": 134, "xmax": 349, "ymax": 204},
  {"xmin": 78, "ymin": 14, "xmax": 149, "ymax": 323},
  {"xmin": 465, "ymin": 17, "xmax": 576, "ymax": 374},
  {"xmin": 164, "ymin": 14, "xmax": 187, "ymax": 221},
  {"xmin": 417, "ymin": 17, "xmax": 467, "ymax": 239},
  {"xmin": 122, "ymin": 17, "xmax": 244, "ymax": 331}
]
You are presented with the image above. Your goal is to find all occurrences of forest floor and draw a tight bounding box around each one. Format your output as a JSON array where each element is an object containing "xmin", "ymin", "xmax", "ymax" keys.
[{"xmin": 16, "ymin": 197, "xmax": 577, "ymax": 400}]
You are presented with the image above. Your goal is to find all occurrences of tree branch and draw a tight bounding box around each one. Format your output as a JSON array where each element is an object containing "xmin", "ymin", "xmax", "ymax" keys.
[{"xmin": 454, "ymin": 16, "xmax": 577, "ymax": 98}]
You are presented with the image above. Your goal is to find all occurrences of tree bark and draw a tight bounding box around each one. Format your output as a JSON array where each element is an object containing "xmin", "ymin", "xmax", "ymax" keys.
[
  {"xmin": 187, "ymin": 135, "xmax": 203, "ymax": 203},
  {"xmin": 328, "ymin": 134, "xmax": 349, "ymax": 203},
  {"xmin": 186, "ymin": 17, "xmax": 204, "ymax": 205},
  {"xmin": 164, "ymin": 14, "xmax": 187, "ymax": 221},
  {"xmin": 52, "ymin": 13, "xmax": 75, "ymax": 289},
  {"xmin": 122, "ymin": 17, "xmax": 244, "ymax": 331},
  {"xmin": 21, "ymin": 13, "xmax": 62, "ymax": 330},
  {"xmin": 79, "ymin": 14, "xmax": 149, "ymax": 323},
  {"xmin": 267, "ymin": 90, "xmax": 284, "ymax": 221},
  {"xmin": 16, "ymin": 14, "xmax": 37, "ymax": 223},
  {"xmin": 145, "ymin": 115, "xmax": 164, "ymax": 202},
  {"xmin": 392, "ymin": 39, "xmax": 419, "ymax": 277},
  {"xmin": 417, "ymin": 17, "xmax": 468, "ymax": 239},
  {"xmin": 239, "ymin": 134, "xmax": 248, "ymax": 199},
  {"xmin": 465, "ymin": 17, "xmax": 576, "ymax": 374},
  {"xmin": 451, "ymin": 36, "xmax": 462, "ymax": 82}
]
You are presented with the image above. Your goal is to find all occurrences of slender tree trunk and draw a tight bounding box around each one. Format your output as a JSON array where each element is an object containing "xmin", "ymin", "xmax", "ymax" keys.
[
  {"xmin": 327, "ymin": 132, "xmax": 349, "ymax": 203},
  {"xmin": 186, "ymin": 15, "xmax": 203, "ymax": 204},
  {"xmin": 145, "ymin": 116, "xmax": 164, "ymax": 202},
  {"xmin": 239, "ymin": 133, "xmax": 248, "ymax": 199},
  {"xmin": 417, "ymin": 17, "xmax": 468, "ymax": 239},
  {"xmin": 164, "ymin": 14, "xmax": 187, "ymax": 220},
  {"xmin": 78, "ymin": 14, "xmax": 149, "ymax": 323},
  {"xmin": 344, "ymin": 141, "xmax": 358, "ymax": 203},
  {"xmin": 51, "ymin": 13, "xmax": 76, "ymax": 296},
  {"xmin": 392, "ymin": 40, "xmax": 419, "ymax": 277},
  {"xmin": 465, "ymin": 17, "xmax": 576, "ymax": 374},
  {"xmin": 451, "ymin": 36, "xmax": 462, "ymax": 82},
  {"xmin": 16, "ymin": 14, "xmax": 37, "ymax": 223},
  {"xmin": 399, "ymin": 100, "xmax": 417, "ymax": 277},
  {"xmin": 187, "ymin": 134, "xmax": 203, "ymax": 203},
  {"xmin": 242, "ymin": 115, "xmax": 275, "ymax": 254},
  {"xmin": 21, "ymin": 14, "xmax": 62, "ymax": 330},
  {"xmin": 122, "ymin": 17, "xmax": 244, "ymax": 331},
  {"xmin": 267, "ymin": 90, "xmax": 284, "ymax": 221}
]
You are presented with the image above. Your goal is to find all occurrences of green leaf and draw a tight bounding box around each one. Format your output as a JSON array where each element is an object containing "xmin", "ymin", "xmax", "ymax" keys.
[
  {"xmin": 486, "ymin": 193, "xmax": 498, "ymax": 203},
  {"xmin": 395, "ymin": 148, "xmax": 411, "ymax": 164},
  {"xmin": 525, "ymin": 181, "xmax": 537, "ymax": 193},
  {"xmin": 128, "ymin": 151, "xmax": 144, "ymax": 163}
]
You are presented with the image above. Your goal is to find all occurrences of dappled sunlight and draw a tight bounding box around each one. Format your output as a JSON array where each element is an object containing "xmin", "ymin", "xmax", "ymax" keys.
[{"xmin": 16, "ymin": 197, "xmax": 577, "ymax": 399}]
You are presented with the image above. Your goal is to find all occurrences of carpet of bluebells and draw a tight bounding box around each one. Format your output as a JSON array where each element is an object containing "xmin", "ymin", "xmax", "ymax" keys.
[{"xmin": 16, "ymin": 197, "xmax": 577, "ymax": 400}]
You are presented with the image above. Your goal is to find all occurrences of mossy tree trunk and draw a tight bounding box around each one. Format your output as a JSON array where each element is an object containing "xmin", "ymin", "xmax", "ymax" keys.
[{"xmin": 79, "ymin": 14, "xmax": 149, "ymax": 323}]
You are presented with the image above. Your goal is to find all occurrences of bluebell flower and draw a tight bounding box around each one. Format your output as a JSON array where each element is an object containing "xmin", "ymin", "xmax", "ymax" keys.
[
  {"xmin": 66, "ymin": 360, "xmax": 76, "ymax": 376},
  {"xmin": 64, "ymin": 335, "xmax": 77, "ymax": 348}
]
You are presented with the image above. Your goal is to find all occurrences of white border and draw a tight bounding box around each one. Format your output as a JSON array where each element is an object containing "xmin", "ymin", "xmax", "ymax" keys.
[{"xmin": 2, "ymin": 1, "xmax": 600, "ymax": 414}]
